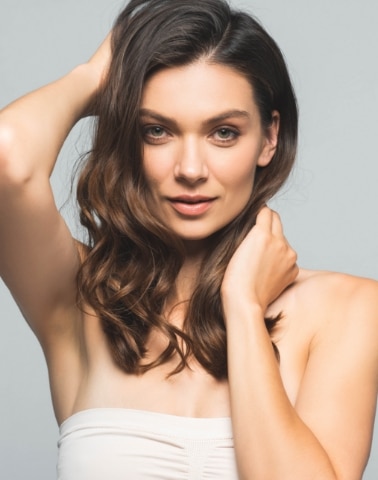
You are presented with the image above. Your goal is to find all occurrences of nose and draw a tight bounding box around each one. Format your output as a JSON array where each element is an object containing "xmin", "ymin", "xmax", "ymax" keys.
[{"xmin": 174, "ymin": 137, "xmax": 208, "ymax": 184}]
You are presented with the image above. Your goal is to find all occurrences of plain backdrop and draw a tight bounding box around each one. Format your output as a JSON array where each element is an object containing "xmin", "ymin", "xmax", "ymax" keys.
[{"xmin": 1, "ymin": 0, "xmax": 377, "ymax": 478}]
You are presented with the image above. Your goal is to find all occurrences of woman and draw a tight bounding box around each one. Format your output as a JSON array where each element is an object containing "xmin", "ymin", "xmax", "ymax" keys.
[{"xmin": 0, "ymin": 0, "xmax": 377, "ymax": 478}]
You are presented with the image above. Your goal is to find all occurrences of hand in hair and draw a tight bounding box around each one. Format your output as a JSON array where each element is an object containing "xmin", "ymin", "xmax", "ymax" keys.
[
  {"xmin": 221, "ymin": 206, "xmax": 298, "ymax": 316},
  {"xmin": 88, "ymin": 32, "xmax": 112, "ymax": 88}
]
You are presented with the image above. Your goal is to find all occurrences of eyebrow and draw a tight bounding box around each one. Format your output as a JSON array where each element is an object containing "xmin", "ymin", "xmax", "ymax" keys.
[{"xmin": 139, "ymin": 108, "xmax": 251, "ymax": 127}]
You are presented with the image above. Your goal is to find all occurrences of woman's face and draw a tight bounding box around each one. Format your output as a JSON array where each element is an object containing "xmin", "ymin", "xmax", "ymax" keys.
[{"xmin": 140, "ymin": 61, "xmax": 278, "ymax": 245}]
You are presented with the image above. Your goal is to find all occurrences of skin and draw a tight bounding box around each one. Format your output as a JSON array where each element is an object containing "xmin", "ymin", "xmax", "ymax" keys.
[
  {"xmin": 141, "ymin": 61, "xmax": 277, "ymax": 248},
  {"xmin": 0, "ymin": 33, "xmax": 377, "ymax": 480}
]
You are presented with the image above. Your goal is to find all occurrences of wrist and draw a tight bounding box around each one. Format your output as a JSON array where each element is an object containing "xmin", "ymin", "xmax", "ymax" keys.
[
  {"xmin": 222, "ymin": 295, "xmax": 265, "ymax": 325},
  {"xmin": 67, "ymin": 64, "xmax": 102, "ymax": 119},
  {"xmin": 221, "ymin": 284, "xmax": 266, "ymax": 313}
]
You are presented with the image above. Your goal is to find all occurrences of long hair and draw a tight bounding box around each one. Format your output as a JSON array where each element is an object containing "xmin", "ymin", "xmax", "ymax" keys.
[{"xmin": 76, "ymin": 0, "xmax": 298, "ymax": 379}]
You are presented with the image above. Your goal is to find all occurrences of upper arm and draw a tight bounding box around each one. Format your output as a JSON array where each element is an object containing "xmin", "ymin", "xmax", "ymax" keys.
[
  {"xmin": 295, "ymin": 279, "xmax": 378, "ymax": 479},
  {"xmin": 0, "ymin": 161, "xmax": 81, "ymax": 348}
]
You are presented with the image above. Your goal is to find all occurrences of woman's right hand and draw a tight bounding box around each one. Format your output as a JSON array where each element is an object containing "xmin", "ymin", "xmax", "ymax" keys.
[
  {"xmin": 87, "ymin": 32, "xmax": 112, "ymax": 91},
  {"xmin": 0, "ymin": 30, "xmax": 115, "ymax": 347}
]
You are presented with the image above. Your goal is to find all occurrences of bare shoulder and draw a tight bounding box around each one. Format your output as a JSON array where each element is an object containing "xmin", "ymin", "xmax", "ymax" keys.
[
  {"xmin": 293, "ymin": 268, "xmax": 378, "ymax": 322},
  {"xmin": 282, "ymin": 267, "xmax": 378, "ymax": 363},
  {"xmin": 272, "ymin": 267, "xmax": 378, "ymax": 356}
]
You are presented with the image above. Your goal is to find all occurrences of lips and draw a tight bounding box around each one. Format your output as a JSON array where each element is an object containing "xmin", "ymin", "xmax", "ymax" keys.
[{"xmin": 167, "ymin": 195, "xmax": 216, "ymax": 216}]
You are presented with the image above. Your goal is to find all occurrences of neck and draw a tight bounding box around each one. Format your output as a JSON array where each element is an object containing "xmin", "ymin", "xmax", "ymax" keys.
[{"xmin": 169, "ymin": 239, "xmax": 208, "ymax": 304}]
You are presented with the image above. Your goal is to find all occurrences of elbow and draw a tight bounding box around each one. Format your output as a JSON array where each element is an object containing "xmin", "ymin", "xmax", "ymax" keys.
[{"xmin": 0, "ymin": 124, "xmax": 33, "ymax": 188}]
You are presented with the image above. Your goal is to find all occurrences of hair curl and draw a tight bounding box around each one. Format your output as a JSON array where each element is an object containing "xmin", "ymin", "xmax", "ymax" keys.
[{"xmin": 76, "ymin": 0, "xmax": 298, "ymax": 379}]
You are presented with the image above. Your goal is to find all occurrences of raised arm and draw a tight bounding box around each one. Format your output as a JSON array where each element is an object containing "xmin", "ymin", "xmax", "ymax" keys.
[{"xmin": 0, "ymin": 35, "xmax": 111, "ymax": 350}]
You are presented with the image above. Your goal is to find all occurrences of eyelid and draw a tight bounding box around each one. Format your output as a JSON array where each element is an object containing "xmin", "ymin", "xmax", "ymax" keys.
[
  {"xmin": 210, "ymin": 126, "xmax": 240, "ymax": 143},
  {"xmin": 142, "ymin": 124, "xmax": 172, "ymax": 144},
  {"xmin": 141, "ymin": 113, "xmax": 174, "ymax": 127},
  {"xmin": 143, "ymin": 123, "xmax": 166, "ymax": 130},
  {"xmin": 141, "ymin": 122, "xmax": 240, "ymax": 144},
  {"xmin": 212, "ymin": 125, "xmax": 240, "ymax": 134}
]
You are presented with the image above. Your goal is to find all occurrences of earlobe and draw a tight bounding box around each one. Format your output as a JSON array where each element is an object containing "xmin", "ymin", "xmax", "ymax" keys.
[{"xmin": 257, "ymin": 110, "xmax": 280, "ymax": 167}]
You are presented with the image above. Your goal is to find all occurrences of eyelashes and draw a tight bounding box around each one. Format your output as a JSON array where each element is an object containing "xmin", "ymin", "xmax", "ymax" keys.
[
  {"xmin": 141, "ymin": 125, "xmax": 241, "ymax": 146},
  {"xmin": 212, "ymin": 127, "xmax": 240, "ymax": 144},
  {"xmin": 142, "ymin": 125, "xmax": 169, "ymax": 144}
]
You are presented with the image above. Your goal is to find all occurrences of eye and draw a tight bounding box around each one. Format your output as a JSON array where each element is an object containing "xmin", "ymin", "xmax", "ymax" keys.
[
  {"xmin": 142, "ymin": 125, "xmax": 170, "ymax": 144},
  {"xmin": 212, "ymin": 127, "xmax": 240, "ymax": 146}
]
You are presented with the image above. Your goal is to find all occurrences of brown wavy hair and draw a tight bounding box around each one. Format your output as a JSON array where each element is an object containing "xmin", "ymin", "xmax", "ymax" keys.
[{"xmin": 76, "ymin": 0, "xmax": 298, "ymax": 379}]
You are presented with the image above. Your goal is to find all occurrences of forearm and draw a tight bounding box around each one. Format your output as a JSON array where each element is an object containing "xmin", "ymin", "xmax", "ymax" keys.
[
  {"xmin": 0, "ymin": 63, "xmax": 100, "ymax": 181},
  {"xmin": 226, "ymin": 301, "xmax": 337, "ymax": 480}
]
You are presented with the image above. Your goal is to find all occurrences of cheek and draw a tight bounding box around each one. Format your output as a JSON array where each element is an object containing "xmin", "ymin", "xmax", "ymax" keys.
[
  {"xmin": 232, "ymin": 173, "xmax": 256, "ymax": 208},
  {"xmin": 212, "ymin": 137, "xmax": 262, "ymax": 179},
  {"xmin": 142, "ymin": 145, "xmax": 175, "ymax": 185},
  {"xmin": 212, "ymin": 152, "xmax": 257, "ymax": 191},
  {"xmin": 143, "ymin": 155, "xmax": 164, "ymax": 187}
]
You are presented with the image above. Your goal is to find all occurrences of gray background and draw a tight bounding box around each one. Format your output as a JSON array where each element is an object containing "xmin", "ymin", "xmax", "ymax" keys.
[{"xmin": 1, "ymin": 0, "xmax": 377, "ymax": 478}]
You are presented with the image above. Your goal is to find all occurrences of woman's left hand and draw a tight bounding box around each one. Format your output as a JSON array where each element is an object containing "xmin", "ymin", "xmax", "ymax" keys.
[{"xmin": 221, "ymin": 206, "xmax": 298, "ymax": 315}]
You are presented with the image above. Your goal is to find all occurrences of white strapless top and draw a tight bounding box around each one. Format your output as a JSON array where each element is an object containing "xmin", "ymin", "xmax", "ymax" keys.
[{"xmin": 57, "ymin": 408, "xmax": 239, "ymax": 479}]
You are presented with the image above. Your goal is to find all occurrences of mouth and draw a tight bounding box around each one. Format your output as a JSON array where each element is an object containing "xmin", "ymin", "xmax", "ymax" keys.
[{"xmin": 167, "ymin": 195, "xmax": 216, "ymax": 216}]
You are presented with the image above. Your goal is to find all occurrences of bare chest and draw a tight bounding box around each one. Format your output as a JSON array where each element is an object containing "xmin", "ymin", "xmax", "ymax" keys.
[{"xmin": 56, "ymin": 301, "xmax": 312, "ymax": 424}]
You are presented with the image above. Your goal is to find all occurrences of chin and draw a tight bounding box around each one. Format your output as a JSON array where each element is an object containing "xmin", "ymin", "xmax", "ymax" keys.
[
  {"xmin": 174, "ymin": 225, "xmax": 227, "ymax": 244},
  {"xmin": 163, "ymin": 216, "xmax": 238, "ymax": 244}
]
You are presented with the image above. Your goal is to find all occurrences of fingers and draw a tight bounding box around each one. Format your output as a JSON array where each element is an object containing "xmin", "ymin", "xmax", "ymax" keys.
[
  {"xmin": 88, "ymin": 32, "xmax": 113, "ymax": 83},
  {"xmin": 255, "ymin": 206, "xmax": 273, "ymax": 229},
  {"xmin": 256, "ymin": 206, "xmax": 298, "ymax": 277},
  {"xmin": 256, "ymin": 206, "xmax": 283, "ymax": 237},
  {"xmin": 271, "ymin": 211, "xmax": 284, "ymax": 237}
]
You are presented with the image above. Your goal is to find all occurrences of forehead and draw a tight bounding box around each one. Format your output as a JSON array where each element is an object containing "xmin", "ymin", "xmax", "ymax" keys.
[{"xmin": 141, "ymin": 61, "xmax": 259, "ymax": 121}]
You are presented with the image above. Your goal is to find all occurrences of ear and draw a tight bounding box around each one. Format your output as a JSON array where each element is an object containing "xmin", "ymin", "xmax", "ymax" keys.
[{"xmin": 257, "ymin": 110, "xmax": 280, "ymax": 167}]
